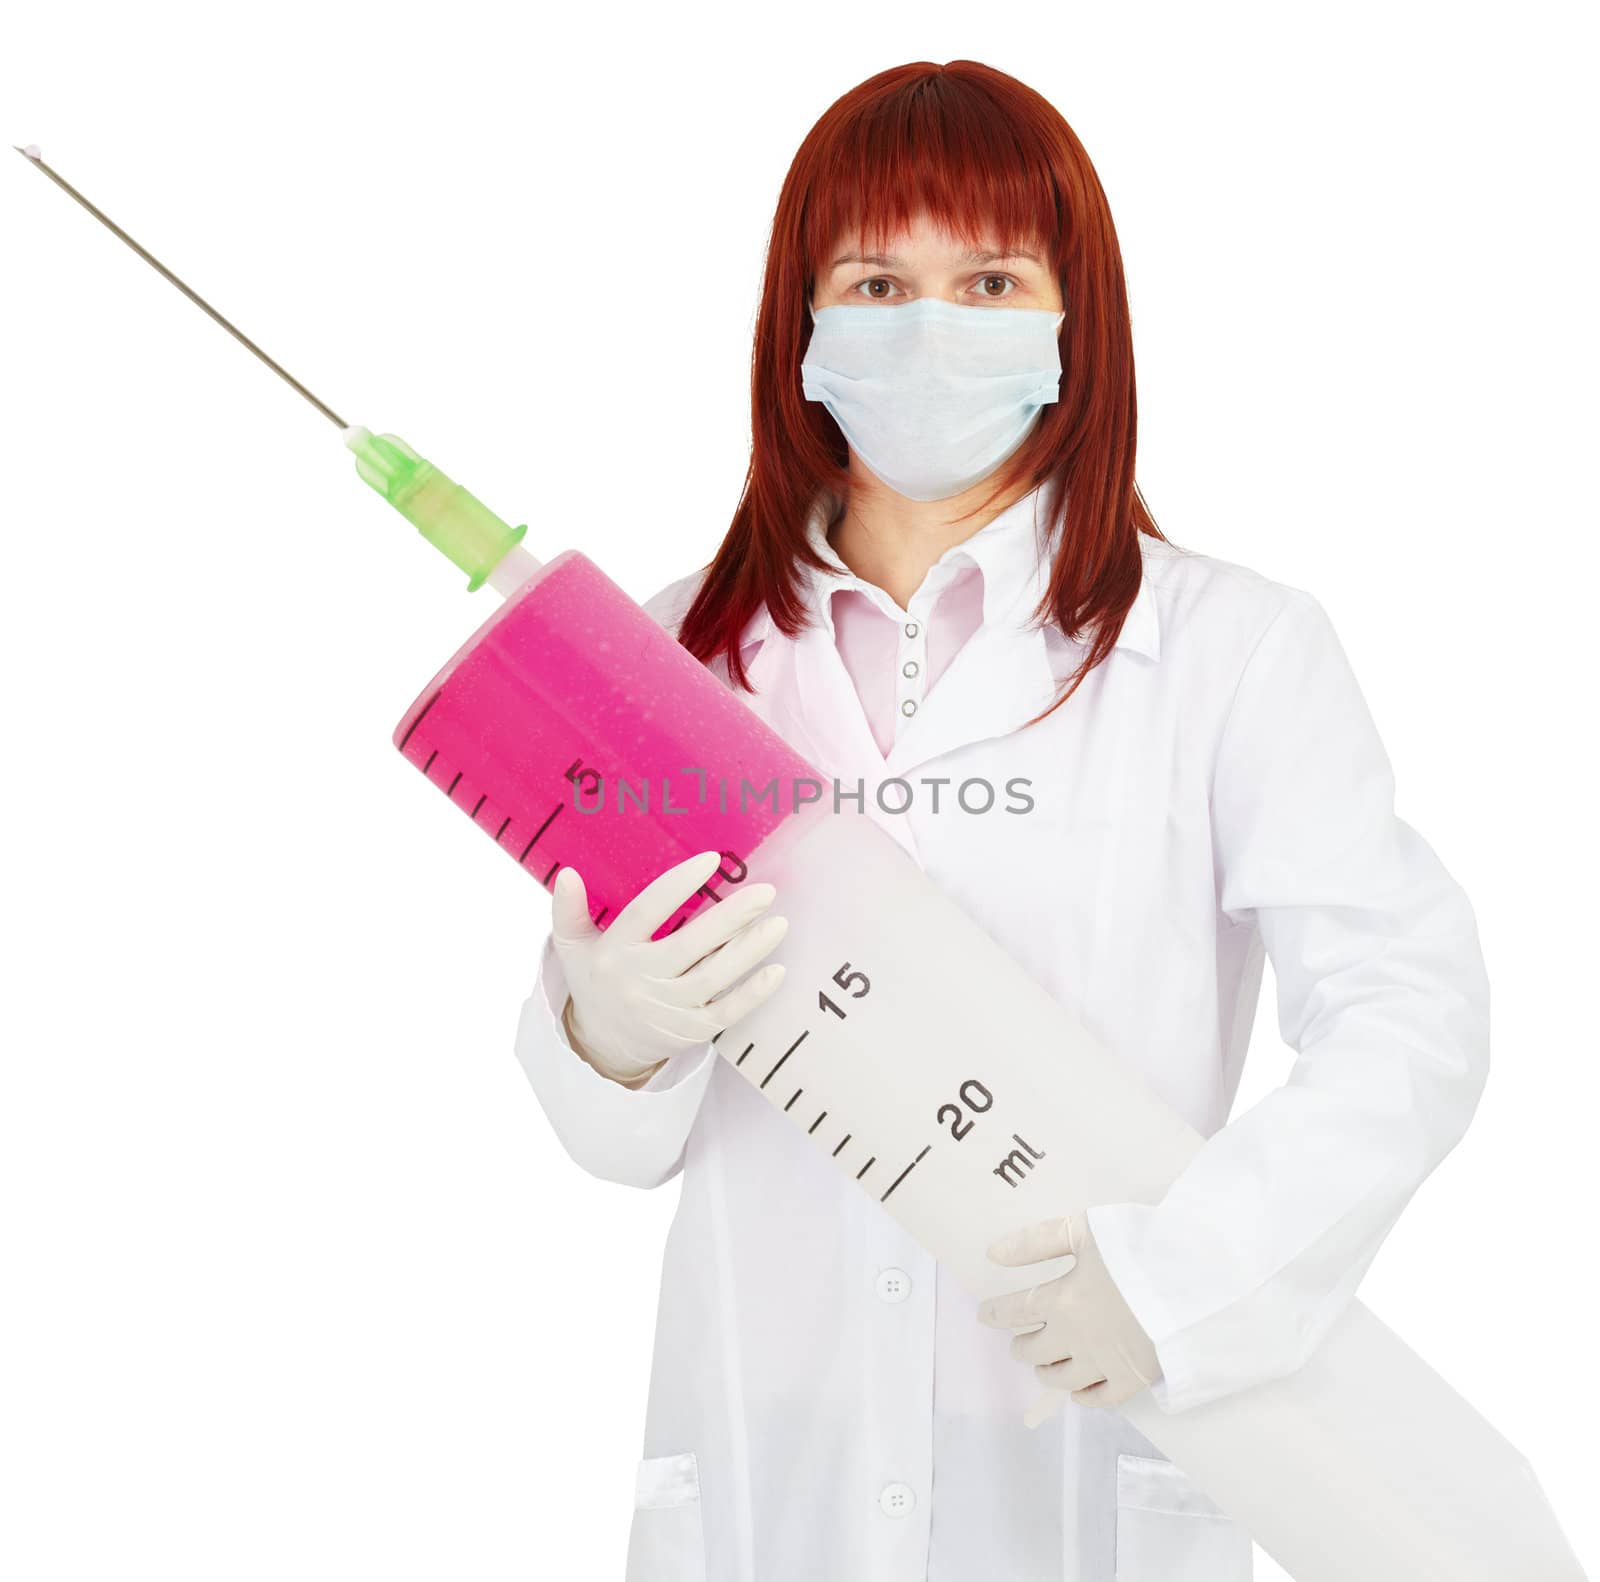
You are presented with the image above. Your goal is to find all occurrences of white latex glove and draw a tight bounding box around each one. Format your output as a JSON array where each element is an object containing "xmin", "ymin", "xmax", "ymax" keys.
[
  {"xmin": 978, "ymin": 1209, "xmax": 1161, "ymax": 1426},
  {"xmin": 551, "ymin": 848, "xmax": 789, "ymax": 1085}
]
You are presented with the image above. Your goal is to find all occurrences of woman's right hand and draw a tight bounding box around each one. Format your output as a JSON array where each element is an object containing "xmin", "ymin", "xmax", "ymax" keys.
[{"xmin": 550, "ymin": 848, "xmax": 789, "ymax": 1085}]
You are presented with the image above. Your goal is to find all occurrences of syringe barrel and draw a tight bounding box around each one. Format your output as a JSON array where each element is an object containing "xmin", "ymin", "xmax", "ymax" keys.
[
  {"xmin": 392, "ymin": 548, "xmax": 820, "ymax": 933},
  {"xmin": 391, "ymin": 545, "xmax": 1585, "ymax": 1581}
]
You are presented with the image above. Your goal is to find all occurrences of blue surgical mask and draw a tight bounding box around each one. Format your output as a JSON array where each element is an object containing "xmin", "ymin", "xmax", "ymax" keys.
[{"xmin": 800, "ymin": 296, "xmax": 1066, "ymax": 501}]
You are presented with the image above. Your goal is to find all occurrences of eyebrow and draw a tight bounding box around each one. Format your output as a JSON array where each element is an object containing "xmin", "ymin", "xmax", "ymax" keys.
[{"xmin": 827, "ymin": 247, "xmax": 1044, "ymax": 272}]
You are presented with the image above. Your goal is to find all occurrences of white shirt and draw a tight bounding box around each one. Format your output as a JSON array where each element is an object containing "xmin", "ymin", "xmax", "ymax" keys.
[
  {"xmin": 512, "ymin": 478, "xmax": 1490, "ymax": 1582},
  {"xmin": 828, "ymin": 555, "xmax": 984, "ymax": 755}
]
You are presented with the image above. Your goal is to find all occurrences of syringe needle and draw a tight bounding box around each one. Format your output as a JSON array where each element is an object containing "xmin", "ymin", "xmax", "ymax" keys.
[
  {"xmin": 14, "ymin": 142, "xmax": 538, "ymax": 596},
  {"xmin": 12, "ymin": 143, "xmax": 347, "ymax": 429}
]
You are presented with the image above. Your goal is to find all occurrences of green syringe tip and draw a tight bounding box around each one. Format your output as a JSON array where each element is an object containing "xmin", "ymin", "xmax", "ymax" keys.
[{"xmin": 344, "ymin": 425, "xmax": 526, "ymax": 592}]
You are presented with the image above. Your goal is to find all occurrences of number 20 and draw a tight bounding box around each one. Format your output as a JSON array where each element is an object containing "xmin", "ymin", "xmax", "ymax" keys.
[{"xmin": 936, "ymin": 1079, "xmax": 994, "ymax": 1140}]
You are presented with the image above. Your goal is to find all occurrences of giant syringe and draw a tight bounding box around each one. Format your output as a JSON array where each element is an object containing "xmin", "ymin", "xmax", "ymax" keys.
[{"xmin": 14, "ymin": 144, "xmax": 1587, "ymax": 1581}]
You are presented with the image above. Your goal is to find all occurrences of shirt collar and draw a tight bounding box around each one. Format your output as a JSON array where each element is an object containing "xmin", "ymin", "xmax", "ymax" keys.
[{"xmin": 738, "ymin": 480, "xmax": 1162, "ymax": 662}]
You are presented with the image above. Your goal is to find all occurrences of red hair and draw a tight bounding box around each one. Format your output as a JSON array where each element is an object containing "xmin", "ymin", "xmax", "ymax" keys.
[{"xmin": 676, "ymin": 59, "xmax": 1171, "ymax": 725}]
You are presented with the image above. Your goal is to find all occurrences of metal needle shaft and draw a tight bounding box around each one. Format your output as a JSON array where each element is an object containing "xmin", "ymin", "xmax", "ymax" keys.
[{"xmin": 13, "ymin": 144, "xmax": 347, "ymax": 429}]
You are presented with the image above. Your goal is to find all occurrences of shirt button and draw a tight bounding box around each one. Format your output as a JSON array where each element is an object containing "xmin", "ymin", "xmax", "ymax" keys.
[
  {"xmin": 875, "ymin": 1267, "xmax": 911, "ymax": 1303},
  {"xmin": 901, "ymin": 699, "xmax": 917, "ymax": 718},
  {"xmin": 879, "ymin": 1481, "xmax": 916, "ymax": 1517},
  {"xmin": 904, "ymin": 621, "xmax": 919, "ymax": 638},
  {"xmin": 902, "ymin": 660, "xmax": 919, "ymax": 678}
]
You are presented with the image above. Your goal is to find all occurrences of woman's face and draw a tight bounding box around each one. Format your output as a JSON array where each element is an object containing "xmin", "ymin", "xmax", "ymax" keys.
[{"xmin": 810, "ymin": 210, "xmax": 1062, "ymax": 314}]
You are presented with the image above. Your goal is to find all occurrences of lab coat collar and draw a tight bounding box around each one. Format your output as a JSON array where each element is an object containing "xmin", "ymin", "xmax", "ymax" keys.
[
  {"xmin": 736, "ymin": 481, "xmax": 1162, "ymax": 783},
  {"xmin": 736, "ymin": 480, "xmax": 1163, "ymax": 664}
]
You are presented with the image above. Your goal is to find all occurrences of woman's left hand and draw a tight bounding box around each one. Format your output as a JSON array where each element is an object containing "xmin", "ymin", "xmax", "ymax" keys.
[{"xmin": 979, "ymin": 1211, "xmax": 1161, "ymax": 1410}]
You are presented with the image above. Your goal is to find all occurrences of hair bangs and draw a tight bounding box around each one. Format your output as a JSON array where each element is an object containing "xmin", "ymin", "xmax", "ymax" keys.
[{"xmin": 803, "ymin": 71, "xmax": 1063, "ymax": 286}]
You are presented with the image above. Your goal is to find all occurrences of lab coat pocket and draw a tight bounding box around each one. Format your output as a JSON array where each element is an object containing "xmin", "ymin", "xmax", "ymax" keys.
[
  {"xmin": 1115, "ymin": 1453, "xmax": 1251, "ymax": 1581},
  {"xmin": 624, "ymin": 1450, "xmax": 707, "ymax": 1582}
]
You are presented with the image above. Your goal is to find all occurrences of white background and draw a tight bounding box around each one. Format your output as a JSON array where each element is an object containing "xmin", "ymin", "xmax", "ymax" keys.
[{"xmin": 3, "ymin": 3, "xmax": 1596, "ymax": 1577}]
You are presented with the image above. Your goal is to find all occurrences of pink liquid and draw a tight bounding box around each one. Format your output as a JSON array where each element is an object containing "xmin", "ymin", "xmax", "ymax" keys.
[{"xmin": 392, "ymin": 551, "xmax": 822, "ymax": 936}]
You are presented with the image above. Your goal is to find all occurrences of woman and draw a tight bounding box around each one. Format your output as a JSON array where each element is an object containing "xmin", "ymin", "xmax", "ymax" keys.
[{"xmin": 514, "ymin": 60, "xmax": 1489, "ymax": 1582}]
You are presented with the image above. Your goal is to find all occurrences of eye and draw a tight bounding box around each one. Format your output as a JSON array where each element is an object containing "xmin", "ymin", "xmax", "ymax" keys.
[
  {"xmin": 850, "ymin": 276, "xmax": 903, "ymax": 302},
  {"xmin": 972, "ymin": 273, "xmax": 1019, "ymax": 301}
]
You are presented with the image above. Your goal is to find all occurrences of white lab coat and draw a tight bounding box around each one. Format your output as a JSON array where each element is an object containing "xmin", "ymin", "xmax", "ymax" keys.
[{"xmin": 512, "ymin": 481, "xmax": 1490, "ymax": 1582}]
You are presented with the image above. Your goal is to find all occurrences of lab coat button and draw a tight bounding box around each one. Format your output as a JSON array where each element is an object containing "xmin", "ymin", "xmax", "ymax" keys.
[
  {"xmin": 879, "ymin": 1481, "xmax": 916, "ymax": 1517},
  {"xmin": 902, "ymin": 659, "xmax": 919, "ymax": 678},
  {"xmin": 904, "ymin": 621, "xmax": 919, "ymax": 638},
  {"xmin": 875, "ymin": 1267, "xmax": 911, "ymax": 1303},
  {"xmin": 901, "ymin": 699, "xmax": 917, "ymax": 717}
]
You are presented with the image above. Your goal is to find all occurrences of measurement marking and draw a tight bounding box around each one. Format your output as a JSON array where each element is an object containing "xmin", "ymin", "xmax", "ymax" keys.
[
  {"xmin": 711, "ymin": 1029, "xmax": 723, "ymax": 1044},
  {"xmin": 734, "ymin": 1043, "xmax": 754, "ymax": 1067},
  {"xmin": 496, "ymin": 816, "xmax": 511, "ymax": 840},
  {"xmin": 784, "ymin": 1089, "xmax": 803, "ymax": 1112},
  {"xmin": 880, "ymin": 1145, "xmax": 932, "ymax": 1204},
  {"xmin": 541, "ymin": 859, "xmax": 560, "ymax": 884},
  {"xmin": 397, "ymin": 690, "xmax": 440, "ymax": 753},
  {"xmin": 471, "ymin": 793, "xmax": 486, "ymax": 818},
  {"xmin": 447, "ymin": 770, "xmax": 462, "ymax": 796},
  {"xmin": 520, "ymin": 802, "xmax": 562, "ymax": 863},
  {"xmin": 832, "ymin": 1134, "xmax": 852, "ymax": 1157},
  {"xmin": 855, "ymin": 1156, "xmax": 876, "ymax": 1180},
  {"xmin": 808, "ymin": 1112, "xmax": 828, "ymax": 1134},
  {"xmin": 424, "ymin": 749, "xmax": 438, "ymax": 773},
  {"xmin": 759, "ymin": 1029, "xmax": 808, "ymax": 1090},
  {"xmin": 594, "ymin": 907, "xmax": 609, "ymax": 924}
]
